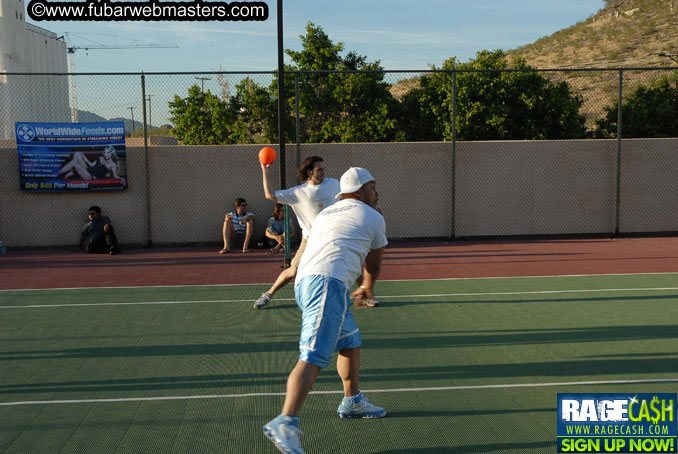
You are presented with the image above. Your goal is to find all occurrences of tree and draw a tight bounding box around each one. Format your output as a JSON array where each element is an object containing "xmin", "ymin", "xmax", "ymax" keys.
[
  {"xmin": 229, "ymin": 77, "xmax": 277, "ymax": 143},
  {"xmin": 595, "ymin": 73, "xmax": 678, "ymax": 138},
  {"xmin": 440, "ymin": 50, "xmax": 587, "ymax": 140},
  {"xmin": 398, "ymin": 50, "xmax": 587, "ymax": 141},
  {"xmin": 395, "ymin": 73, "xmax": 447, "ymax": 141},
  {"xmin": 281, "ymin": 22, "xmax": 403, "ymax": 143},
  {"xmin": 168, "ymin": 85, "xmax": 237, "ymax": 145}
]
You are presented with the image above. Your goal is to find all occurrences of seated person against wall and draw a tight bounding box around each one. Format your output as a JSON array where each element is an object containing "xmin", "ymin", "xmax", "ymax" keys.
[
  {"xmin": 220, "ymin": 198, "xmax": 255, "ymax": 254},
  {"xmin": 79, "ymin": 205, "xmax": 120, "ymax": 255},
  {"xmin": 265, "ymin": 203, "xmax": 296, "ymax": 254}
]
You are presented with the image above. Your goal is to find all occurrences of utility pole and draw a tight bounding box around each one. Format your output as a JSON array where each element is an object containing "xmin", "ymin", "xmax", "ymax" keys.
[
  {"xmin": 195, "ymin": 76, "xmax": 212, "ymax": 92},
  {"xmin": 128, "ymin": 106, "xmax": 135, "ymax": 133},
  {"xmin": 146, "ymin": 95, "xmax": 155, "ymax": 129}
]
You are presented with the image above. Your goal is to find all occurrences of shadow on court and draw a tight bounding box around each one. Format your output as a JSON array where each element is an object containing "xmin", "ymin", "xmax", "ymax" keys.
[
  {"xmin": 0, "ymin": 356, "xmax": 675, "ymax": 394},
  {"xmin": 1, "ymin": 325, "xmax": 676, "ymax": 361}
]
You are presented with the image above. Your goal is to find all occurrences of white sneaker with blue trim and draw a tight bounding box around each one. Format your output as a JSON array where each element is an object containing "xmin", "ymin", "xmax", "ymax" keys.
[
  {"xmin": 337, "ymin": 392, "xmax": 387, "ymax": 418},
  {"xmin": 253, "ymin": 292, "xmax": 271, "ymax": 309},
  {"xmin": 262, "ymin": 415, "xmax": 304, "ymax": 454}
]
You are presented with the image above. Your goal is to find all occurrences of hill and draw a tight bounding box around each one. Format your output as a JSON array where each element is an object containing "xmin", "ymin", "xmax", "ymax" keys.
[
  {"xmin": 508, "ymin": 0, "xmax": 678, "ymax": 68},
  {"xmin": 77, "ymin": 110, "xmax": 149, "ymax": 135},
  {"xmin": 507, "ymin": 0, "xmax": 678, "ymax": 123}
]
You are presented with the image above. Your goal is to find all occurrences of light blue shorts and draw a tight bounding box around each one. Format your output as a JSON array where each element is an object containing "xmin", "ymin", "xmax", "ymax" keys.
[{"xmin": 294, "ymin": 275, "xmax": 362, "ymax": 368}]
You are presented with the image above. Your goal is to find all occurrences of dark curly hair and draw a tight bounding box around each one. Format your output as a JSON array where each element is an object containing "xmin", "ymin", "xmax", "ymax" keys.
[{"xmin": 297, "ymin": 156, "xmax": 323, "ymax": 181}]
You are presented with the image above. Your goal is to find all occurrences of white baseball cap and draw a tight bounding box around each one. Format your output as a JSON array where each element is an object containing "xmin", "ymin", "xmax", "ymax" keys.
[{"xmin": 335, "ymin": 167, "xmax": 375, "ymax": 199}]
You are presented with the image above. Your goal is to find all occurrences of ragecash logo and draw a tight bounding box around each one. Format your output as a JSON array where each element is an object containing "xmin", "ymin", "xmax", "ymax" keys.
[
  {"xmin": 16, "ymin": 124, "xmax": 36, "ymax": 142},
  {"xmin": 557, "ymin": 393, "xmax": 677, "ymax": 453}
]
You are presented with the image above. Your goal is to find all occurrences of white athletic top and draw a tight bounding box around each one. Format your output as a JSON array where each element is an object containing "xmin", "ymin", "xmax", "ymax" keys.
[
  {"xmin": 296, "ymin": 198, "xmax": 388, "ymax": 289},
  {"xmin": 275, "ymin": 178, "xmax": 340, "ymax": 238}
]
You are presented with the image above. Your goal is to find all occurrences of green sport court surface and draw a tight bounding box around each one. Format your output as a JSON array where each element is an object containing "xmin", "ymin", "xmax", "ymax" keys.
[{"xmin": 1, "ymin": 273, "xmax": 677, "ymax": 454}]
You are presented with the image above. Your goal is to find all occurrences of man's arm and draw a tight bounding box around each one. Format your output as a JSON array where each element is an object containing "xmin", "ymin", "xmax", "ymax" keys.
[
  {"xmin": 261, "ymin": 162, "xmax": 278, "ymax": 202},
  {"xmin": 350, "ymin": 246, "xmax": 385, "ymax": 306}
]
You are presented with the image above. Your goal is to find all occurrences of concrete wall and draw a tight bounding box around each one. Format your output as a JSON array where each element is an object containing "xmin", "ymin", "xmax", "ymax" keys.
[
  {"xmin": 619, "ymin": 139, "xmax": 678, "ymax": 232},
  {"xmin": 0, "ymin": 139, "xmax": 676, "ymax": 247},
  {"xmin": 455, "ymin": 140, "xmax": 618, "ymax": 236},
  {"xmin": 0, "ymin": 144, "xmax": 148, "ymax": 247}
]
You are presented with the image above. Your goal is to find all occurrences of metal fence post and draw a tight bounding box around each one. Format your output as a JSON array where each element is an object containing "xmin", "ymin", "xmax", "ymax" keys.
[
  {"xmin": 451, "ymin": 70, "xmax": 457, "ymax": 240},
  {"xmin": 141, "ymin": 72, "xmax": 152, "ymax": 246},
  {"xmin": 295, "ymin": 72, "xmax": 301, "ymax": 175},
  {"xmin": 615, "ymin": 69, "xmax": 623, "ymax": 236}
]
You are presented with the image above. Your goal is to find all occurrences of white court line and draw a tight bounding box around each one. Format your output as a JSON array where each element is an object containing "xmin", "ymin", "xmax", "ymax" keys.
[
  {"xmin": 0, "ymin": 272, "xmax": 677, "ymax": 293},
  {"xmin": 2, "ymin": 287, "xmax": 678, "ymax": 309},
  {"xmin": 1, "ymin": 378, "xmax": 677, "ymax": 406}
]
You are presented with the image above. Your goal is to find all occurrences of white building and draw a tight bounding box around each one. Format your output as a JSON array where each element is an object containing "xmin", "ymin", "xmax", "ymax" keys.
[{"xmin": 0, "ymin": 0, "xmax": 69, "ymax": 139}]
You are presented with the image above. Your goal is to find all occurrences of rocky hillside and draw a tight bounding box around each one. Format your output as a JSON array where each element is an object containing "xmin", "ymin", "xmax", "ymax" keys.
[
  {"xmin": 508, "ymin": 0, "xmax": 678, "ymax": 122},
  {"xmin": 508, "ymin": 0, "xmax": 678, "ymax": 68}
]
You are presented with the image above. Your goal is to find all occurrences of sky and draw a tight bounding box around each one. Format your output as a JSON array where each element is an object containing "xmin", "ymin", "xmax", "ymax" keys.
[
  {"xmin": 28, "ymin": 0, "xmax": 606, "ymax": 72},
  {"xmin": 25, "ymin": 0, "xmax": 606, "ymax": 126}
]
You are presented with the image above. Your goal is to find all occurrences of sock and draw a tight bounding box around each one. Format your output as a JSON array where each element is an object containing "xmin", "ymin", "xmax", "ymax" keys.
[
  {"xmin": 343, "ymin": 391, "xmax": 363, "ymax": 405},
  {"xmin": 278, "ymin": 414, "xmax": 299, "ymax": 427}
]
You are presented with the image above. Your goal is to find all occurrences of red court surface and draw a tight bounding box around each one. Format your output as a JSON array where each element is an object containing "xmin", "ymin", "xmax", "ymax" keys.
[{"xmin": 1, "ymin": 237, "xmax": 677, "ymax": 290}]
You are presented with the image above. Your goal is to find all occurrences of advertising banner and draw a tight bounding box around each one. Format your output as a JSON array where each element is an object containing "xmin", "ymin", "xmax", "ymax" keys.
[
  {"xmin": 16, "ymin": 122, "xmax": 128, "ymax": 192},
  {"xmin": 558, "ymin": 393, "xmax": 677, "ymax": 453}
]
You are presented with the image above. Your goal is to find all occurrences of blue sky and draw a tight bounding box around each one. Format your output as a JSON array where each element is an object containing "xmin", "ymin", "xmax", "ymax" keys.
[{"xmin": 30, "ymin": 0, "xmax": 605, "ymax": 72}]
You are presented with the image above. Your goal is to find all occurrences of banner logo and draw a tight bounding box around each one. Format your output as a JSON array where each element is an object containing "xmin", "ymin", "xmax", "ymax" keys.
[
  {"xmin": 557, "ymin": 393, "xmax": 677, "ymax": 453},
  {"xmin": 16, "ymin": 124, "xmax": 36, "ymax": 142}
]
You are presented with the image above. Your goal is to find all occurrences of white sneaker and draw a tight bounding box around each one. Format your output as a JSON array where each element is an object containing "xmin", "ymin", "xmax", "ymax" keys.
[
  {"xmin": 337, "ymin": 392, "xmax": 387, "ymax": 418},
  {"xmin": 253, "ymin": 292, "xmax": 271, "ymax": 309},
  {"xmin": 263, "ymin": 416, "xmax": 304, "ymax": 454},
  {"xmin": 355, "ymin": 297, "xmax": 380, "ymax": 308}
]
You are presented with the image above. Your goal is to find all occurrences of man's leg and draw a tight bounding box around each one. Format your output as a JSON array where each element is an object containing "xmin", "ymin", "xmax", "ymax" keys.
[
  {"xmin": 243, "ymin": 220, "xmax": 254, "ymax": 252},
  {"xmin": 335, "ymin": 303, "xmax": 385, "ymax": 419},
  {"xmin": 85, "ymin": 236, "xmax": 107, "ymax": 254},
  {"xmin": 281, "ymin": 360, "xmax": 321, "ymax": 417},
  {"xmin": 253, "ymin": 266, "xmax": 296, "ymax": 309},
  {"xmin": 269, "ymin": 266, "xmax": 297, "ymax": 295},
  {"xmin": 271, "ymin": 237, "xmax": 306, "ymax": 295},
  {"xmin": 263, "ymin": 275, "xmax": 334, "ymax": 454},
  {"xmin": 337, "ymin": 347, "xmax": 360, "ymax": 398},
  {"xmin": 253, "ymin": 238, "xmax": 306, "ymax": 309},
  {"xmin": 221, "ymin": 220, "xmax": 234, "ymax": 252}
]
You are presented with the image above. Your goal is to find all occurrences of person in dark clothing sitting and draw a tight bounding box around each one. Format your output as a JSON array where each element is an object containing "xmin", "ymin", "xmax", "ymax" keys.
[{"xmin": 79, "ymin": 205, "xmax": 120, "ymax": 255}]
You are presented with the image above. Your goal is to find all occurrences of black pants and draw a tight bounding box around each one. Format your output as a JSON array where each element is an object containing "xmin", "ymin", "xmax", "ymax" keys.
[{"xmin": 85, "ymin": 228, "xmax": 118, "ymax": 254}]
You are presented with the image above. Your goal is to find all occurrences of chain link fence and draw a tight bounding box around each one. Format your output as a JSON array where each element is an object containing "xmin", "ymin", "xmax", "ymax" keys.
[{"xmin": 0, "ymin": 68, "xmax": 677, "ymax": 247}]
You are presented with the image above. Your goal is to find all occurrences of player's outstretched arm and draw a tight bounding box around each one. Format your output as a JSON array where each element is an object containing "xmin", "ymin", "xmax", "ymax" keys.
[
  {"xmin": 261, "ymin": 162, "xmax": 278, "ymax": 202},
  {"xmin": 351, "ymin": 246, "xmax": 385, "ymax": 306}
]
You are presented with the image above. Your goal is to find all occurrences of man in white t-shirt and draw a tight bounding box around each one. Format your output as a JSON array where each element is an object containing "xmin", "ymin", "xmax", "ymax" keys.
[
  {"xmin": 253, "ymin": 156, "xmax": 341, "ymax": 309},
  {"xmin": 262, "ymin": 167, "xmax": 387, "ymax": 454}
]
